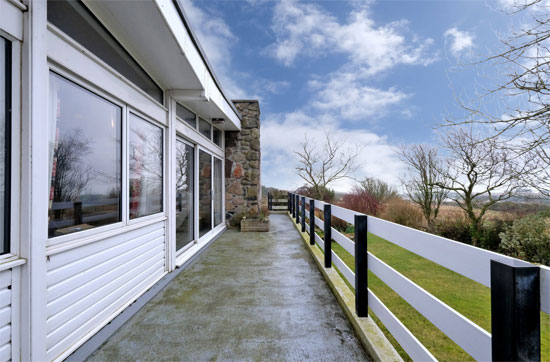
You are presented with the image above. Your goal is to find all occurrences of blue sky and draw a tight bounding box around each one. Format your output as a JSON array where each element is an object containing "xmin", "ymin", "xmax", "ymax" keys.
[{"xmin": 183, "ymin": 0, "xmax": 525, "ymax": 191}]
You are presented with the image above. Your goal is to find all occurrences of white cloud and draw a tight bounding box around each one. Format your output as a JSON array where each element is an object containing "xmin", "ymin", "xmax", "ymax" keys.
[
  {"xmin": 181, "ymin": 0, "xmax": 248, "ymax": 98},
  {"xmin": 267, "ymin": 0, "xmax": 437, "ymax": 73},
  {"xmin": 261, "ymin": 111, "xmax": 403, "ymax": 191},
  {"xmin": 309, "ymin": 71, "xmax": 409, "ymax": 120},
  {"xmin": 182, "ymin": 0, "xmax": 293, "ymax": 100},
  {"xmin": 444, "ymin": 27, "xmax": 475, "ymax": 58}
]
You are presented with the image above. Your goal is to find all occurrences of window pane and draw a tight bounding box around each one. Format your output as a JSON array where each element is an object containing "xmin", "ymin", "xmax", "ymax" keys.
[
  {"xmin": 199, "ymin": 118, "xmax": 211, "ymax": 139},
  {"xmin": 176, "ymin": 140, "xmax": 194, "ymax": 250},
  {"xmin": 213, "ymin": 127, "xmax": 222, "ymax": 147},
  {"xmin": 47, "ymin": 0, "xmax": 163, "ymax": 103},
  {"xmin": 0, "ymin": 38, "xmax": 9, "ymax": 254},
  {"xmin": 48, "ymin": 72, "xmax": 122, "ymax": 238},
  {"xmin": 129, "ymin": 114, "xmax": 163, "ymax": 219},
  {"xmin": 176, "ymin": 103, "xmax": 196, "ymax": 128},
  {"xmin": 214, "ymin": 158, "xmax": 223, "ymax": 227},
  {"xmin": 198, "ymin": 150, "xmax": 211, "ymax": 237}
]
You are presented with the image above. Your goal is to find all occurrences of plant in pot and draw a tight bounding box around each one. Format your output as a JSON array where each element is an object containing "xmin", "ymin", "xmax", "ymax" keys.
[{"xmin": 240, "ymin": 207, "xmax": 270, "ymax": 232}]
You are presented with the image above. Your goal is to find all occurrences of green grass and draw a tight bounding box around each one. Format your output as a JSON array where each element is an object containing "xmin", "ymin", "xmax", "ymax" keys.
[{"xmin": 320, "ymin": 232, "xmax": 550, "ymax": 362}]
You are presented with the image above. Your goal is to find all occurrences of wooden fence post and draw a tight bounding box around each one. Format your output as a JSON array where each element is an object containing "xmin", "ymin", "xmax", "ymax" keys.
[
  {"xmin": 309, "ymin": 199, "xmax": 315, "ymax": 245},
  {"xmin": 355, "ymin": 215, "xmax": 368, "ymax": 317},
  {"xmin": 301, "ymin": 196, "xmax": 306, "ymax": 232},
  {"xmin": 324, "ymin": 204, "xmax": 331, "ymax": 268},
  {"xmin": 295, "ymin": 195, "xmax": 299, "ymax": 224},
  {"xmin": 74, "ymin": 201, "xmax": 83, "ymax": 225},
  {"xmin": 491, "ymin": 260, "xmax": 540, "ymax": 362}
]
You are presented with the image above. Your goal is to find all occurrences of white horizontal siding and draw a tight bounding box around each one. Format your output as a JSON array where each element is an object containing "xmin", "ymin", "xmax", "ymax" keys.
[
  {"xmin": 46, "ymin": 221, "xmax": 166, "ymax": 361},
  {"xmin": 0, "ymin": 270, "xmax": 11, "ymax": 362}
]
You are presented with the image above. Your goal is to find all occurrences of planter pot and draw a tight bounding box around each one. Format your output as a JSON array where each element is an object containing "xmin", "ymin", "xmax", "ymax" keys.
[{"xmin": 240, "ymin": 219, "xmax": 270, "ymax": 232}]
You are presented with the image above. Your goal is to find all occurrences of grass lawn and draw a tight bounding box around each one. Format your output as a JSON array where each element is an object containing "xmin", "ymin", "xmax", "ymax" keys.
[{"xmin": 322, "ymin": 232, "xmax": 550, "ymax": 362}]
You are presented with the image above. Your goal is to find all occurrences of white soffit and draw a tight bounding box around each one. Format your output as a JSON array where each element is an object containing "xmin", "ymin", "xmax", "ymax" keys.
[{"xmin": 83, "ymin": 0, "xmax": 241, "ymax": 130}]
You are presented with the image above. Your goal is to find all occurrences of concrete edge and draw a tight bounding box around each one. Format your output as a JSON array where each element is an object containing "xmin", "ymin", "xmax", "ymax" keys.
[
  {"xmin": 288, "ymin": 213, "xmax": 403, "ymax": 362},
  {"xmin": 65, "ymin": 230, "xmax": 224, "ymax": 362}
]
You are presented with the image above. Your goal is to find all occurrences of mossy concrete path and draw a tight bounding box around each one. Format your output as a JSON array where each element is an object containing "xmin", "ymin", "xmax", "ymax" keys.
[{"xmin": 86, "ymin": 214, "xmax": 370, "ymax": 361}]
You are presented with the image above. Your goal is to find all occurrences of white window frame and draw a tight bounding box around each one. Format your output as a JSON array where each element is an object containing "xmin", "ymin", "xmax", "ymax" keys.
[
  {"xmin": 174, "ymin": 136, "xmax": 196, "ymax": 256},
  {"xmin": 175, "ymin": 102, "xmax": 224, "ymax": 152},
  {"xmin": 126, "ymin": 109, "xmax": 166, "ymax": 226},
  {"xmin": 0, "ymin": 2, "xmax": 26, "ymax": 361},
  {"xmin": 0, "ymin": 31, "xmax": 21, "ymax": 261}
]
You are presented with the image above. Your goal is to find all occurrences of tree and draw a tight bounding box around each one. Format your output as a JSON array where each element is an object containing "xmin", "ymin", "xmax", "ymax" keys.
[
  {"xmin": 399, "ymin": 144, "xmax": 448, "ymax": 231},
  {"xmin": 435, "ymin": 127, "xmax": 530, "ymax": 246},
  {"xmin": 449, "ymin": 0, "xmax": 550, "ymax": 195},
  {"xmin": 51, "ymin": 130, "xmax": 93, "ymax": 220},
  {"xmin": 357, "ymin": 177, "xmax": 398, "ymax": 204},
  {"xmin": 295, "ymin": 131, "xmax": 362, "ymax": 200}
]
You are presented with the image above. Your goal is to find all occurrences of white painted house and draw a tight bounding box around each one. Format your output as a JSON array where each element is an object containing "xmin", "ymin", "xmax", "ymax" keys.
[{"xmin": 0, "ymin": 0, "xmax": 249, "ymax": 360}]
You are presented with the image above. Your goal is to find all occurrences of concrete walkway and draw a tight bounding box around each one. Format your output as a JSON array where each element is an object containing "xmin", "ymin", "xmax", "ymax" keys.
[{"xmin": 86, "ymin": 214, "xmax": 370, "ymax": 361}]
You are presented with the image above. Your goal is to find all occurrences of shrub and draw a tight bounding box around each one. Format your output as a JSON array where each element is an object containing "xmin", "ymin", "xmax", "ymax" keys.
[
  {"xmin": 229, "ymin": 212, "xmax": 245, "ymax": 227},
  {"xmin": 477, "ymin": 219, "xmax": 511, "ymax": 251},
  {"xmin": 340, "ymin": 186, "xmax": 381, "ymax": 216},
  {"xmin": 358, "ymin": 178, "xmax": 398, "ymax": 203},
  {"xmin": 295, "ymin": 185, "xmax": 335, "ymax": 203},
  {"xmin": 435, "ymin": 217, "xmax": 472, "ymax": 244},
  {"xmin": 380, "ymin": 198, "xmax": 423, "ymax": 229},
  {"xmin": 499, "ymin": 214, "xmax": 550, "ymax": 266}
]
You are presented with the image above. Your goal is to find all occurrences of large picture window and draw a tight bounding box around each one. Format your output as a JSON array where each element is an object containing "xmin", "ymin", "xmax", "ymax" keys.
[
  {"xmin": 0, "ymin": 38, "xmax": 10, "ymax": 253},
  {"xmin": 48, "ymin": 72, "xmax": 122, "ymax": 238},
  {"xmin": 129, "ymin": 114, "xmax": 163, "ymax": 219}
]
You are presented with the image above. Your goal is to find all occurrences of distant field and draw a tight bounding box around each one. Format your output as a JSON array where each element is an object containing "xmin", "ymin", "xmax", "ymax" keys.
[{"xmin": 321, "ymin": 233, "xmax": 550, "ymax": 362}]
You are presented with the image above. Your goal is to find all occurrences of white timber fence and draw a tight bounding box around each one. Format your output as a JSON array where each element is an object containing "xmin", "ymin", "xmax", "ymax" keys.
[
  {"xmin": 288, "ymin": 192, "xmax": 549, "ymax": 362},
  {"xmin": 267, "ymin": 192, "xmax": 289, "ymax": 212}
]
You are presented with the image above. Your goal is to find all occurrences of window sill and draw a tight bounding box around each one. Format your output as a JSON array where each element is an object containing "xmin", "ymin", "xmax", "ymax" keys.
[{"xmin": 0, "ymin": 255, "xmax": 26, "ymax": 272}]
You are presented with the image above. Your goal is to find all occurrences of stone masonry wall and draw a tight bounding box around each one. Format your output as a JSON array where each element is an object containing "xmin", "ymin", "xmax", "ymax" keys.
[{"xmin": 225, "ymin": 100, "xmax": 261, "ymax": 224}]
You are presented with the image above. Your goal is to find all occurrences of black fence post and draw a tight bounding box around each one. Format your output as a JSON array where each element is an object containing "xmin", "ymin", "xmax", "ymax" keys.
[
  {"xmin": 309, "ymin": 199, "xmax": 315, "ymax": 245},
  {"xmin": 268, "ymin": 193, "xmax": 272, "ymax": 211},
  {"xmin": 355, "ymin": 215, "xmax": 369, "ymax": 317},
  {"xmin": 74, "ymin": 201, "xmax": 83, "ymax": 225},
  {"xmin": 290, "ymin": 193, "xmax": 294, "ymax": 217},
  {"xmin": 301, "ymin": 197, "xmax": 306, "ymax": 232},
  {"xmin": 286, "ymin": 192, "xmax": 290, "ymax": 212},
  {"xmin": 295, "ymin": 195, "xmax": 299, "ymax": 224},
  {"xmin": 324, "ymin": 204, "xmax": 331, "ymax": 268},
  {"xmin": 490, "ymin": 260, "xmax": 540, "ymax": 362}
]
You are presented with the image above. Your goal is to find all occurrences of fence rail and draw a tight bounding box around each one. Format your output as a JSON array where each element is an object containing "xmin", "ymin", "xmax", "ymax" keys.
[
  {"xmin": 289, "ymin": 192, "xmax": 548, "ymax": 362},
  {"xmin": 267, "ymin": 192, "xmax": 289, "ymax": 211}
]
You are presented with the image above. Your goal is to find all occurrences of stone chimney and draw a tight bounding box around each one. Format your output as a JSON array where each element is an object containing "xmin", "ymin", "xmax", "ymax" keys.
[{"xmin": 225, "ymin": 100, "xmax": 261, "ymax": 224}]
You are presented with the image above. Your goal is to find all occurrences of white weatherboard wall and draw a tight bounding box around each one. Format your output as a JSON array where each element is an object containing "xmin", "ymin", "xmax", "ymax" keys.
[
  {"xmin": 0, "ymin": 270, "xmax": 13, "ymax": 362},
  {"xmin": 45, "ymin": 222, "xmax": 166, "ymax": 360}
]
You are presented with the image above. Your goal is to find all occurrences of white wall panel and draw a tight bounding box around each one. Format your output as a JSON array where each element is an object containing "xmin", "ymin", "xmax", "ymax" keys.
[
  {"xmin": 45, "ymin": 221, "xmax": 166, "ymax": 361},
  {"xmin": 0, "ymin": 270, "xmax": 12, "ymax": 362}
]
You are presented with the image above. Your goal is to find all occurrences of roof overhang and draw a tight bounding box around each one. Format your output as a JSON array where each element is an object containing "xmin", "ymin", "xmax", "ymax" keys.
[{"xmin": 83, "ymin": 0, "xmax": 242, "ymax": 131}]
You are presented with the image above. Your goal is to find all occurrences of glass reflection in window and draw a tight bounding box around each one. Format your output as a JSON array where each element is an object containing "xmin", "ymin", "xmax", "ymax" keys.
[
  {"xmin": 48, "ymin": 72, "xmax": 122, "ymax": 238},
  {"xmin": 176, "ymin": 103, "xmax": 196, "ymax": 128},
  {"xmin": 129, "ymin": 114, "xmax": 163, "ymax": 219},
  {"xmin": 213, "ymin": 127, "xmax": 222, "ymax": 147},
  {"xmin": 198, "ymin": 150, "xmax": 212, "ymax": 237},
  {"xmin": 176, "ymin": 140, "xmax": 194, "ymax": 250},
  {"xmin": 199, "ymin": 118, "xmax": 211, "ymax": 139}
]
